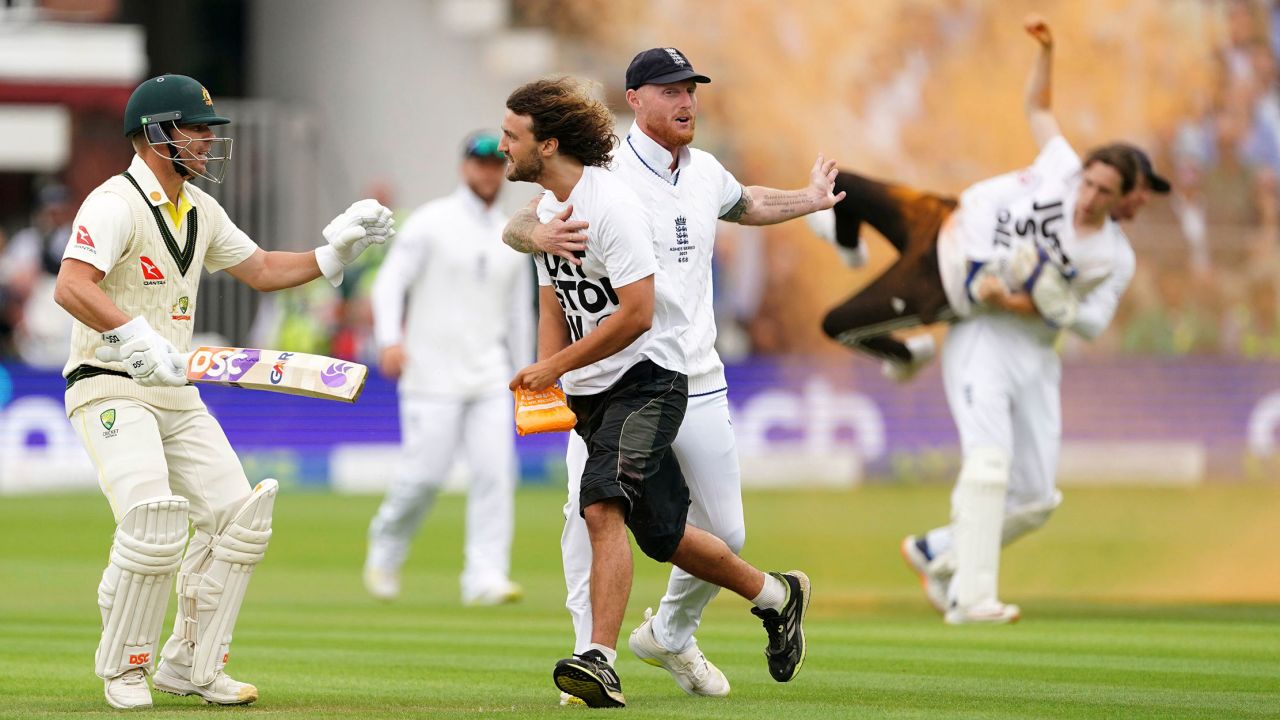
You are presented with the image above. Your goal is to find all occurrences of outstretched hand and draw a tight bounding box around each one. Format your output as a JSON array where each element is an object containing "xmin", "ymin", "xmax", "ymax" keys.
[
  {"xmin": 533, "ymin": 205, "xmax": 590, "ymax": 266},
  {"xmin": 808, "ymin": 154, "xmax": 846, "ymax": 212},
  {"xmin": 1024, "ymin": 14, "xmax": 1052, "ymax": 48}
]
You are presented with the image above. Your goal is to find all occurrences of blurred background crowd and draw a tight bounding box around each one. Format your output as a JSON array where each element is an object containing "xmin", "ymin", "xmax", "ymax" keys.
[{"xmin": 1, "ymin": 0, "xmax": 1278, "ymax": 370}]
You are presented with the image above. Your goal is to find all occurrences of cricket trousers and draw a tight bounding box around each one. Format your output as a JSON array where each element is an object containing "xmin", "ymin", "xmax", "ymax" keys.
[
  {"xmin": 366, "ymin": 390, "xmax": 517, "ymax": 600},
  {"xmin": 561, "ymin": 389, "xmax": 745, "ymax": 654}
]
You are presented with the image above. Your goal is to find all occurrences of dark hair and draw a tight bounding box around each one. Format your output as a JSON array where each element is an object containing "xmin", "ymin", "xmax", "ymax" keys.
[
  {"xmin": 1082, "ymin": 144, "xmax": 1139, "ymax": 195},
  {"xmin": 506, "ymin": 77, "xmax": 616, "ymax": 168}
]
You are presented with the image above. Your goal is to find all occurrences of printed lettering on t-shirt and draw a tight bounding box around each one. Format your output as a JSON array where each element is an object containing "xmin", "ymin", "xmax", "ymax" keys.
[{"xmin": 540, "ymin": 252, "xmax": 620, "ymax": 342}]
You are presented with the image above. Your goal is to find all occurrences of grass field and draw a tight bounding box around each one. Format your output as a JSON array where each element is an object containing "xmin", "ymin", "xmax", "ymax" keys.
[{"xmin": 3, "ymin": 484, "xmax": 1279, "ymax": 719}]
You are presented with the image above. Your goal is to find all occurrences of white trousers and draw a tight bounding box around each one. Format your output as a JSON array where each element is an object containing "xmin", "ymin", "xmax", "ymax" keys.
[
  {"xmin": 561, "ymin": 390, "xmax": 745, "ymax": 654},
  {"xmin": 70, "ymin": 398, "xmax": 251, "ymax": 531},
  {"xmin": 366, "ymin": 391, "xmax": 517, "ymax": 599},
  {"xmin": 930, "ymin": 315, "xmax": 1062, "ymax": 556}
]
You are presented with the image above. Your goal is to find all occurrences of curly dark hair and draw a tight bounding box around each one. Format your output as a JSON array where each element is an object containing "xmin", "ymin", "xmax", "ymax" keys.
[{"xmin": 506, "ymin": 77, "xmax": 617, "ymax": 168}]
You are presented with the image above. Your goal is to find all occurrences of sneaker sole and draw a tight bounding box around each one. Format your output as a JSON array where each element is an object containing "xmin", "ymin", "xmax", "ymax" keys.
[
  {"xmin": 553, "ymin": 665, "xmax": 624, "ymax": 708},
  {"xmin": 154, "ymin": 680, "xmax": 258, "ymax": 705}
]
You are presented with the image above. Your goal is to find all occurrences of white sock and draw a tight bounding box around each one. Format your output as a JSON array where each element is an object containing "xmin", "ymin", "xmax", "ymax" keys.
[
  {"xmin": 751, "ymin": 572, "xmax": 788, "ymax": 612},
  {"xmin": 587, "ymin": 643, "xmax": 617, "ymax": 666}
]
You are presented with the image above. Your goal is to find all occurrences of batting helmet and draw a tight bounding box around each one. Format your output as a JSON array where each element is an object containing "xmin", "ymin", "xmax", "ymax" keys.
[{"xmin": 124, "ymin": 75, "xmax": 233, "ymax": 183}]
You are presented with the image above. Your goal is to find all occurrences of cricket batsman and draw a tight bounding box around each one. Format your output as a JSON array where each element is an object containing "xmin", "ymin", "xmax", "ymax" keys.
[{"xmin": 53, "ymin": 74, "xmax": 394, "ymax": 708}]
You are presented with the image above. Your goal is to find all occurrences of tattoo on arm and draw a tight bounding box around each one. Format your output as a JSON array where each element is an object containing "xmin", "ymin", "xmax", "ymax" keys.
[
  {"xmin": 502, "ymin": 208, "xmax": 539, "ymax": 254},
  {"xmin": 719, "ymin": 184, "xmax": 751, "ymax": 222},
  {"xmin": 759, "ymin": 190, "xmax": 814, "ymax": 217}
]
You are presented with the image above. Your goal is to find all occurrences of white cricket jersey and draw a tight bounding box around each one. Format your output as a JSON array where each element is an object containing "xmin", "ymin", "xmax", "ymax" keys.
[
  {"xmin": 613, "ymin": 121, "xmax": 742, "ymax": 395},
  {"xmin": 936, "ymin": 135, "xmax": 1135, "ymax": 343},
  {"xmin": 534, "ymin": 165, "xmax": 687, "ymax": 395},
  {"xmin": 61, "ymin": 154, "xmax": 259, "ymax": 415},
  {"xmin": 371, "ymin": 186, "xmax": 533, "ymax": 397}
]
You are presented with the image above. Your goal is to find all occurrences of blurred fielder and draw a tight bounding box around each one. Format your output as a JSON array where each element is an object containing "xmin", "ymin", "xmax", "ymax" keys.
[
  {"xmin": 55, "ymin": 74, "xmax": 393, "ymax": 708},
  {"xmin": 502, "ymin": 76, "xmax": 811, "ymax": 709},
  {"xmin": 364, "ymin": 130, "xmax": 532, "ymax": 605},
  {"xmin": 813, "ymin": 17, "xmax": 1164, "ymax": 622},
  {"xmin": 504, "ymin": 48, "xmax": 842, "ymax": 699}
]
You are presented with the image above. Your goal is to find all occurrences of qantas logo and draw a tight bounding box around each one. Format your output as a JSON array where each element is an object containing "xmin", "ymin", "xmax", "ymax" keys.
[
  {"xmin": 74, "ymin": 225, "xmax": 96, "ymax": 253},
  {"xmin": 140, "ymin": 256, "xmax": 166, "ymax": 285}
]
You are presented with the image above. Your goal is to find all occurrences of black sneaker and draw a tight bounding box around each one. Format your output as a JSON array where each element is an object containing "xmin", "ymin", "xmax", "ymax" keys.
[
  {"xmin": 553, "ymin": 649, "xmax": 625, "ymax": 708},
  {"xmin": 750, "ymin": 570, "xmax": 811, "ymax": 682}
]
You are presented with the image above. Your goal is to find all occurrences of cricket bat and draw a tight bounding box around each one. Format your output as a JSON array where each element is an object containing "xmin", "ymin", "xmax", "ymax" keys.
[{"xmin": 183, "ymin": 346, "xmax": 368, "ymax": 403}]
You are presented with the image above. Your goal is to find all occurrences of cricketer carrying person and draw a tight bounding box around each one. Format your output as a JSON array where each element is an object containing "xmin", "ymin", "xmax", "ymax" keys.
[{"xmin": 54, "ymin": 74, "xmax": 394, "ymax": 709}]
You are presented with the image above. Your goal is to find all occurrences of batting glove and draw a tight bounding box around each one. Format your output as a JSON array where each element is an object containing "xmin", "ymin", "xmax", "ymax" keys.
[
  {"xmin": 94, "ymin": 316, "xmax": 188, "ymax": 388},
  {"xmin": 315, "ymin": 199, "xmax": 396, "ymax": 286}
]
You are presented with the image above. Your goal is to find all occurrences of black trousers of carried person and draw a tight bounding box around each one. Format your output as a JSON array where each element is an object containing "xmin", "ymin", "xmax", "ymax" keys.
[{"xmin": 821, "ymin": 171, "xmax": 959, "ymax": 362}]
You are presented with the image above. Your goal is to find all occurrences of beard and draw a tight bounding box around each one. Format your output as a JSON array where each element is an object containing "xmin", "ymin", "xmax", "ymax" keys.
[
  {"xmin": 504, "ymin": 152, "xmax": 544, "ymax": 183},
  {"xmin": 647, "ymin": 116, "xmax": 695, "ymax": 150}
]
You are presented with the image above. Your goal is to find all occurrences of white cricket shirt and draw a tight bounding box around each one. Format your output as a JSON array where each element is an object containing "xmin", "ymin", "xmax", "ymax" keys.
[
  {"xmin": 937, "ymin": 135, "xmax": 1135, "ymax": 342},
  {"xmin": 372, "ymin": 185, "xmax": 533, "ymax": 397},
  {"xmin": 613, "ymin": 121, "xmax": 742, "ymax": 395},
  {"xmin": 61, "ymin": 154, "xmax": 259, "ymax": 414},
  {"xmin": 534, "ymin": 165, "xmax": 688, "ymax": 395}
]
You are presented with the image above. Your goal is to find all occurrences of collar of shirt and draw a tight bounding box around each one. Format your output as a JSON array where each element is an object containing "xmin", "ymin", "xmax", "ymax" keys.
[
  {"xmin": 625, "ymin": 120, "xmax": 692, "ymax": 186},
  {"xmin": 451, "ymin": 184, "xmax": 503, "ymax": 224},
  {"xmin": 128, "ymin": 154, "xmax": 191, "ymax": 228}
]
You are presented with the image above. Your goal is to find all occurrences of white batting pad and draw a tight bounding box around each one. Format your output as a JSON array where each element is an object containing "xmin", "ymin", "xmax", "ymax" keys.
[
  {"xmin": 1002, "ymin": 491, "xmax": 1063, "ymax": 547},
  {"xmin": 173, "ymin": 479, "xmax": 277, "ymax": 687},
  {"xmin": 949, "ymin": 448, "xmax": 1010, "ymax": 611},
  {"xmin": 95, "ymin": 496, "xmax": 189, "ymax": 679}
]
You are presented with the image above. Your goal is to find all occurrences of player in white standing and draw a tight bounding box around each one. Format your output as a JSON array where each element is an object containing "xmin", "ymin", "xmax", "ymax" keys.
[
  {"xmin": 363, "ymin": 130, "xmax": 532, "ymax": 605},
  {"xmin": 54, "ymin": 74, "xmax": 393, "ymax": 709},
  {"xmin": 502, "ymin": 76, "xmax": 811, "ymax": 709},
  {"xmin": 502, "ymin": 48, "xmax": 843, "ymax": 700},
  {"xmin": 895, "ymin": 17, "xmax": 1141, "ymax": 623}
]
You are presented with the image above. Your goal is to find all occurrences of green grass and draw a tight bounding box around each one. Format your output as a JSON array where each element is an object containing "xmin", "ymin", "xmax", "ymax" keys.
[{"xmin": 3, "ymin": 485, "xmax": 1279, "ymax": 719}]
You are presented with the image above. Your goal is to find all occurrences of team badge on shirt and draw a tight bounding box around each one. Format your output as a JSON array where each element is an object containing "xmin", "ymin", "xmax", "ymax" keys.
[
  {"xmin": 170, "ymin": 296, "xmax": 192, "ymax": 321},
  {"xmin": 140, "ymin": 256, "xmax": 166, "ymax": 286}
]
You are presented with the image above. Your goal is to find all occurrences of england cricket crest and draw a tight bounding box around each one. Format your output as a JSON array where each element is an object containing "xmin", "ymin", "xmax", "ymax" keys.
[{"xmin": 675, "ymin": 215, "xmax": 689, "ymax": 245}]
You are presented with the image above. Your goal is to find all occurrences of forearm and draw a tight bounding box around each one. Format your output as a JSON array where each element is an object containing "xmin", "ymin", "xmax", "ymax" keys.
[
  {"xmin": 733, "ymin": 185, "xmax": 824, "ymax": 226},
  {"xmin": 54, "ymin": 279, "xmax": 130, "ymax": 333},
  {"xmin": 537, "ymin": 304, "xmax": 571, "ymax": 361},
  {"xmin": 503, "ymin": 207, "xmax": 541, "ymax": 254},
  {"xmin": 1025, "ymin": 43, "xmax": 1052, "ymax": 115},
  {"xmin": 994, "ymin": 291, "xmax": 1038, "ymax": 317},
  {"xmin": 545, "ymin": 308, "xmax": 648, "ymax": 375},
  {"xmin": 246, "ymin": 250, "xmax": 325, "ymax": 292}
]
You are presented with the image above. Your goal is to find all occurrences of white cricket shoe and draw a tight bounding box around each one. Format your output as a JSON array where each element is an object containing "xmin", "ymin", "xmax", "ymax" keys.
[
  {"xmin": 364, "ymin": 565, "xmax": 401, "ymax": 602},
  {"xmin": 806, "ymin": 208, "xmax": 868, "ymax": 267},
  {"xmin": 944, "ymin": 600, "xmax": 1021, "ymax": 626},
  {"xmin": 900, "ymin": 535, "xmax": 949, "ymax": 613},
  {"xmin": 628, "ymin": 607, "xmax": 730, "ymax": 697},
  {"xmin": 153, "ymin": 661, "xmax": 258, "ymax": 705},
  {"xmin": 464, "ymin": 579, "xmax": 524, "ymax": 607},
  {"xmin": 103, "ymin": 667, "xmax": 152, "ymax": 709}
]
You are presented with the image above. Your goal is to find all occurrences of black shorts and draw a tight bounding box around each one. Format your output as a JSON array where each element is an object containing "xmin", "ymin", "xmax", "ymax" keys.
[
  {"xmin": 566, "ymin": 359, "xmax": 690, "ymax": 562},
  {"xmin": 821, "ymin": 171, "xmax": 959, "ymax": 361}
]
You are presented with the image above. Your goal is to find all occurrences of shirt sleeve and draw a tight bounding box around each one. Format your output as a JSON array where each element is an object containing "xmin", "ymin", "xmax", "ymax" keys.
[
  {"xmin": 1032, "ymin": 135, "xmax": 1082, "ymax": 183},
  {"xmin": 505, "ymin": 258, "xmax": 537, "ymax": 370},
  {"xmin": 598, "ymin": 195, "xmax": 657, "ymax": 288},
  {"xmin": 1069, "ymin": 239, "xmax": 1136, "ymax": 340},
  {"xmin": 711, "ymin": 156, "xmax": 744, "ymax": 217},
  {"xmin": 370, "ymin": 209, "xmax": 432, "ymax": 348},
  {"xmin": 202, "ymin": 201, "xmax": 261, "ymax": 273},
  {"xmin": 61, "ymin": 192, "xmax": 133, "ymax": 273}
]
